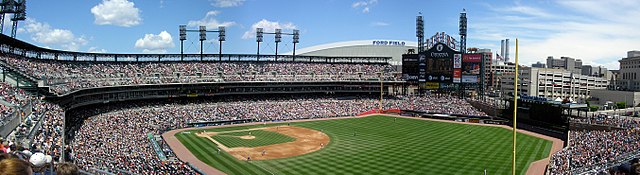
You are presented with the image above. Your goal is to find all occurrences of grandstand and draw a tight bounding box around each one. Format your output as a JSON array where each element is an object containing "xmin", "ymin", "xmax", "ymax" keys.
[{"xmin": 0, "ymin": 25, "xmax": 638, "ymax": 175}]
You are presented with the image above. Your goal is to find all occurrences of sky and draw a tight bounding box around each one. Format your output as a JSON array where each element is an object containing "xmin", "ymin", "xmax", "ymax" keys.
[{"xmin": 3, "ymin": 0, "xmax": 639, "ymax": 70}]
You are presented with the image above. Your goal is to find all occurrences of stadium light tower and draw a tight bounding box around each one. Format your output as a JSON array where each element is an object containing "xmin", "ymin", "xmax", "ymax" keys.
[
  {"xmin": 0, "ymin": 0, "xmax": 26, "ymax": 38},
  {"xmin": 416, "ymin": 14, "xmax": 424, "ymax": 52},
  {"xmin": 256, "ymin": 28, "xmax": 263, "ymax": 61},
  {"xmin": 199, "ymin": 26, "xmax": 207, "ymax": 60},
  {"xmin": 258, "ymin": 28, "xmax": 299, "ymax": 61},
  {"xmin": 459, "ymin": 9, "xmax": 467, "ymax": 53},
  {"xmin": 10, "ymin": 0, "xmax": 24, "ymax": 38},
  {"xmin": 218, "ymin": 26, "xmax": 225, "ymax": 61},
  {"xmin": 179, "ymin": 25, "xmax": 226, "ymax": 61},
  {"xmin": 275, "ymin": 29, "xmax": 281, "ymax": 61},
  {"xmin": 179, "ymin": 25, "xmax": 186, "ymax": 61},
  {"xmin": 293, "ymin": 29, "xmax": 299, "ymax": 61}
]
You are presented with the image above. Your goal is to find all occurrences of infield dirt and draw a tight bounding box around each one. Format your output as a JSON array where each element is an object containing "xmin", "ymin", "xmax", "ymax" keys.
[{"xmin": 196, "ymin": 126, "xmax": 330, "ymax": 161}]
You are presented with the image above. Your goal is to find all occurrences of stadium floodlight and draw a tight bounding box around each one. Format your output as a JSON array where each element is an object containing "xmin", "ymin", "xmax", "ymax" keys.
[
  {"xmin": 274, "ymin": 29, "xmax": 282, "ymax": 61},
  {"xmin": 218, "ymin": 26, "xmax": 225, "ymax": 41},
  {"xmin": 256, "ymin": 28, "xmax": 263, "ymax": 42},
  {"xmin": 179, "ymin": 25, "xmax": 187, "ymax": 60},
  {"xmin": 275, "ymin": 29, "xmax": 282, "ymax": 43},
  {"xmin": 179, "ymin": 25, "xmax": 186, "ymax": 41},
  {"xmin": 416, "ymin": 15, "xmax": 424, "ymax": 52},
  {"xmin": 218, "ymin": 26, "xmax": 225, "ymax": 61},
  {"xmin": 292, "ymin": 29, "xmax": 299, "ymax": 61},
  {"xmin": 459, "ymin": 9, "xmax": 467, "ymax": 53},
  {"xmin": 199, "ymin": 26, "xmax": 206, "ymax": 60},
  {"xmin": 292, "ymin": 29, "xmax": 299, "ymax": 43},
  {"xmin": 199, "ymin": 26, "xmax": 207, "ymax": 41},
  {"xmin": 256, "ymin": 28, "xmax": 263, "ymax": 60}
]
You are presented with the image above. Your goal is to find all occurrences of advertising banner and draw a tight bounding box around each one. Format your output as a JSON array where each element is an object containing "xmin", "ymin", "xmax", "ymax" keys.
[
  {"xmin": 418, "ymin": 54, "xmax": 427, "ymax": 82},
  {"xmin": 462, "ymin": 54, "xmax": 482, "ymax": 75},
  {"xmin": 453, "ymin": 54, "xmax": 462, "ymax": 69},
  {"xmin": 453, "ymin": 69, "xmax": 461, "ymax": 83},
  {"xmin": 425, "ymin": 82, "xmax": 440, "ymax": 89},
  {"xmin": 461, "ymin": 75, "xmax": 479, "ymax": 83}
]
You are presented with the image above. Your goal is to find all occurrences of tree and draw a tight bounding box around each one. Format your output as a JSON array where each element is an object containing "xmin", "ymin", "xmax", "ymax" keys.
[{"xmin": 616, "ymin": 102, "xmax": 627, "ymax": 109}]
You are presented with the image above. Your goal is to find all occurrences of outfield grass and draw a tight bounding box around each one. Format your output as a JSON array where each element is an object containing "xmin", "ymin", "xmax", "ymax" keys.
[
  {"xmin": 176, "ymin": 115, "xmax": 552, "ymax": 175},
  {"xmin": 213, "ymin": 130, "xmax": 296, "ymax": 148}
]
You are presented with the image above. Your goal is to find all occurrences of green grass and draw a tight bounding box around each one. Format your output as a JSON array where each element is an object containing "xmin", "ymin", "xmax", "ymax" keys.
[
  {"xmin": 175, "ymin": 115, "xmax": 552, "ymax": 175},
  {"xmin": 212, "ymin": 130, "xmax": 296, "ymax": 148}
]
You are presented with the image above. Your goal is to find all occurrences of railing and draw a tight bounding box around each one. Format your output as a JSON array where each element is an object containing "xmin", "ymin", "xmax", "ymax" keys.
[{"xmin": 0, "ymin": 107, "xmax": 20, "ymax": 138}]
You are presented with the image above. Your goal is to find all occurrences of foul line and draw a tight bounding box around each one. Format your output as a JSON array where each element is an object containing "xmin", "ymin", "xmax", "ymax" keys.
[{"xmin": 249, "ymin": 161, "xmax": 276, "ymax": 175}]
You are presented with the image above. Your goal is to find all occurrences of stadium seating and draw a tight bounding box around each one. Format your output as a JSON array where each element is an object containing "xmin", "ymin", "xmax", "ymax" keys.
[
  {"xmin": 67, "ymin": 95, "xmax": 485, "ymax": 174},
  {"xmin": 2, "ymin": 56, "xmax": 396, "ymax": 95}
]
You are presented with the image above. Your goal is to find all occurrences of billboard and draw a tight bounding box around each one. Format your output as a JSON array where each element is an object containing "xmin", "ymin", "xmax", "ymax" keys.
[
  {"xmin": 453, "ymin": 54, "xmax": 462, "ymax": 69},
  {"xmin": 461, "ymin": 53, "xmax": 482, "ymax": 83},
  {"xmin": 461, "ymin": 75, "xmax": 479, "ymax": 83},
  {"xmin": 453, "ymin": 69, "xmax": 461, "ymax": 83},
  {"xmin": 424, "ymin": 82, "xmax": 440, "ymax": 89}
]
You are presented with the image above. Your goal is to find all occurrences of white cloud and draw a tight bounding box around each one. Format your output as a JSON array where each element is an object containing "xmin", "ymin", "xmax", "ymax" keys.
[
  {"xmin": 91, "ymin": 0, "xmax": 142, "ymax": 27},
  {"xmin": 242, "ymin": 19, "xmax": 297, "ymax": 39},
  {"xmin": 19, "ymin": 18, "xmax": 88, "ymax": 51},
  {"xmin": 187, "ymin": 11, "xmax": 236, "ymax": 29},
  {"xmin": 371, "ymin": 21, "xmax": 389, "ymax": 26},
  {"xmin": 471, "ymin": 1, "xmax": 640, "ymax": 70},
  {"xmin": 210, "ymin": 0, "xmax": 245, "ymax": 7},
  {"xmin": 87, "ymin": 47, "xmax": 107, "ymax": 53},
  {"xmin": 134, "ymin": 31, "xmax": 175, "ymax": 53},
  {"xmin": 352, "ymin": 0, "xmax": 377, "ymax": 13}
]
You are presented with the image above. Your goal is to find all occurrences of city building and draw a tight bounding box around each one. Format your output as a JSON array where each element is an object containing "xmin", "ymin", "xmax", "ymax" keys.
[
  {"xmin": 477, "ymin": 48, "xmax": 493, "ymax": 89},
  {"xmin": 608, "ymin": 70, "xmax": 620, "ymax": 90},
  {"xmin": 487, "ymin": 62, "xmax": 516, "ymax": 95},
  {"xmin": 619, "ymin": 50, "xmax": 640, "ymax": 90},
  {"xmin": 532, "ymin": 61, "xmax": 546, "ymax": 68},
  {"xmin": 502, "ymin": 67, "xmax": 608, "ymax": 102},
  {"xmin": 582, "ymin": 65, "xmax": 609, "ymax": 77},
  {"xmin": 589, "ymin": 89, "xmax": 640, "ymax": 107},
  {"xmin": 546, "ymin": 56, "xmax": 582, "ymax": 74}
]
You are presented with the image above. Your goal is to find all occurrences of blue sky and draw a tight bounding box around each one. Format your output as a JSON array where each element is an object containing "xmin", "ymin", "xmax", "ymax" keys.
[{"xmin": 4, "ymin": 0, "xmax": 639, "ymax": 69}]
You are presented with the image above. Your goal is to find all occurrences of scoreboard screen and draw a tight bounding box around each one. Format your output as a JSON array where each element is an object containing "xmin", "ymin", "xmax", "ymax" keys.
[{"xmin": 401, "ymin": 54, "xmax": 420, "ymax": 81}]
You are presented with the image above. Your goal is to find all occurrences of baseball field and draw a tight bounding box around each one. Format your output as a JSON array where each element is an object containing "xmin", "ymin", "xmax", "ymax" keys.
[{"xmin": 171, "ymin": 115, "xmax": 554, "ymax": 175}]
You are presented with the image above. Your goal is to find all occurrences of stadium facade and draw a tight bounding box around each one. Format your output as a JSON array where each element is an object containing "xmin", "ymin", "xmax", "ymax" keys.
[{"xmin": 293, "ymin": 40, "xmax": 418, "ymax": 65}]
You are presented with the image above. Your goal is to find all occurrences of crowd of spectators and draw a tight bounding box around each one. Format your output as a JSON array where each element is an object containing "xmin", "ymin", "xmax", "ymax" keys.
[
  {"xmin": 0, "ymin": 82, "xmax": 34, "ymax": 125},
  {"xmin": 549, "ymin": 129, "xmax": 640, "ymax": 174},
  {"xmin": 1, "ymin": 137, "xmax": 80, "ymax": 175},
  {"xmin": 31, "ymin": 101, "xmax": 65, "ymax": 164},
  {"xmin": 2, "ymin": 56, "xmax": 396, "ymax": 94},
  {"xmin": 67, "ymin": 95, "xmax": 485, "ymax": 174},
  {"xmin": 570, "ymin": 114, "xmax": 640, "ymax": 129}
]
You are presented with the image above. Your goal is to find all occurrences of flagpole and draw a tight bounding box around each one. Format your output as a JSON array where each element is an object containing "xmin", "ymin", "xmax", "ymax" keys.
[{"xmin": 512, "ymin": 38, "xmax": 519, "ymax": 175}]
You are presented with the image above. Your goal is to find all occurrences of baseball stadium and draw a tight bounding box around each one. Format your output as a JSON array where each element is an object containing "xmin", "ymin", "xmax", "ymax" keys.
[{"xmin": 0, "ymin": 1, "xmax": 639, "ymax": 175}]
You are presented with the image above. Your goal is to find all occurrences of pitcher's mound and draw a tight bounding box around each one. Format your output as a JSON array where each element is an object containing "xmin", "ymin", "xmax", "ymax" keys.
[{"xmin": 239, "ymin": 135, "xmax": 256, "ymax": 139}]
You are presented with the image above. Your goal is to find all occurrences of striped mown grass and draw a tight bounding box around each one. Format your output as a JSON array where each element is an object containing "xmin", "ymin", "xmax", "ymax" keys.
[
  {"xmin": 213, "ymin": 130, "xmax": 296, "ymax": 148},
  {"xmin": 176, "ymin": 115, "xmax": 552, "ymax": 175}
]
